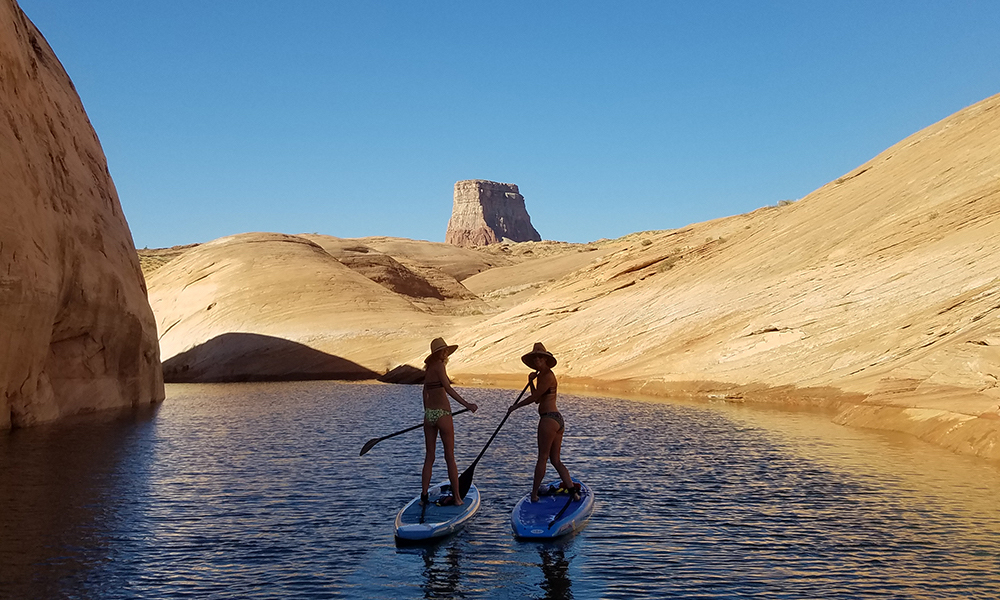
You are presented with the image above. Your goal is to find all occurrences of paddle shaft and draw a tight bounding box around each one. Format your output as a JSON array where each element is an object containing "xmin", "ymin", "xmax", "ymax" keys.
[
  {"xmin": 359, "ymin": 407, "xmax": 470, "ymax": 456},
  {"xmin": 548, "ymin": 488, "xmax": 578, "ymax": 528},
  {"xmin": 458, "ymin": 379, "xmax": 533, "ymax": 499}
]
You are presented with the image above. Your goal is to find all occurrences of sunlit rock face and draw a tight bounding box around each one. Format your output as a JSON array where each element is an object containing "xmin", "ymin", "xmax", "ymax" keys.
[
  {"xmin": 146, "ymin": 232, "xmax": 444, "ymax": 382},
  {"xmin": 142, "ymin": 231, "xmax": 594, "ymax": 383},
  {"xmin": 445, "ymin": 180, "xmax": 541, "ymax": 247},
  {"xmin": 448, "ymin": 94, "xmax": 1000, "ymax": 460},
  {"xmin": 0, "ymin": 0, "xmax": 163, "ymax": 429}
]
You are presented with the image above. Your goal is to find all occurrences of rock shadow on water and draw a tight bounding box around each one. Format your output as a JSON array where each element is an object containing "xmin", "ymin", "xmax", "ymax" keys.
[
  {"xmin": 0, "ymin": 405, "xmax": 161, "ymax": 598},
  {"xmin": 162, "ymin": 332, "xmax": 380, "ymax": 383}
]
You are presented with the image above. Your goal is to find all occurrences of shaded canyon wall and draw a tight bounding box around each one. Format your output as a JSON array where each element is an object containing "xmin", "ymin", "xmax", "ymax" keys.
[{"xmin": 0, "ymin": 0, "xmax": 163, "ymax": 428}]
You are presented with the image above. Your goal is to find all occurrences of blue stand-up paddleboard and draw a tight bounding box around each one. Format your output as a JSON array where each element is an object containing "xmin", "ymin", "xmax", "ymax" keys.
[
  {"xmin": 395, "ymin": 482, "xmax": 481, "ymax": 543},
  {"xmin": 511, "ymin": 480, "xmax": 594, "ymax": 540}
]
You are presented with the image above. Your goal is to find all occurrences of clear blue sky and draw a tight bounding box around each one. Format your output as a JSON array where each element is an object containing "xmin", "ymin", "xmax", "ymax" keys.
[{"xmin": 18, "ymin": 1, "xmax": 1000, "ymax": 249}]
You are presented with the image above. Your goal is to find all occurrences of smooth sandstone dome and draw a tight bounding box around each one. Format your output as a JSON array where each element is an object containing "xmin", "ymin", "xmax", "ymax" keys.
[
  {"xmin": 0, "ymin": 0, "xmax": 163, "ymax": 428},
  {"xmin": 145, "ymin": 233, "xmax": 540, "ymax": 381}
]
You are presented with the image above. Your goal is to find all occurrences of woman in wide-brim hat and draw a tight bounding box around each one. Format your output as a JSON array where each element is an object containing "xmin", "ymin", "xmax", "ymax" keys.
[
  {"xmin": 421, "ymin": 337, "xmax": 478, "ymax": 505},
  {"xmin": 507, "ymin": 342, "xmax": 577, "ymax": 502}
]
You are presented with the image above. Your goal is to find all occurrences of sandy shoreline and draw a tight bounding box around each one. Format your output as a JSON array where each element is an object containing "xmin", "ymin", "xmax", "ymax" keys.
[{"xmin": 454, "ymin": 373, "xmax": 1000, "ymax": 463}]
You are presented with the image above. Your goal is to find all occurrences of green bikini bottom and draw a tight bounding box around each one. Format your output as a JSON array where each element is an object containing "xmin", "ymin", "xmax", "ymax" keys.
[{"xmin": 424, "ymin": 408, "xmax": 452, "ymax": 424}]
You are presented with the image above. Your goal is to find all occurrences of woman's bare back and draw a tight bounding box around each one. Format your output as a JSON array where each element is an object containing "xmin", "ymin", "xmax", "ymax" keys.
[{"xmin": 535, "ymin": 370, "xmax": 559, "ymax": 414}]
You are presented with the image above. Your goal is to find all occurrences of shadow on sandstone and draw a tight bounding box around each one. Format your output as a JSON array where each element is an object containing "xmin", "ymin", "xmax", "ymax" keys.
[
  {"xmin": 163, "ymin": 333, "xmax": 380, "ymax": 383},
  {"xmin": 378, "ymin": 364, "xmax": 427, "ymax": 385}
]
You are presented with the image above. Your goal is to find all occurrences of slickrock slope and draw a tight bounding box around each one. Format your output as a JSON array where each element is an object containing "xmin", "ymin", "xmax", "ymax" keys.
[
  {"xmin": 462, "ymin": 241, "xmax": 614, "ymax": 310},
  {"xmin": 144, "ymin": 233, "xmax": 609, "ymax": 381},
  {"xmin": 445, "ymin": 180, "xmax": 541, "ymax": 247},
  {"xmin": 146, "ymin": 232, "xmax": 504, "ymax": 380},
  {"xmin": 448, "ymin": 94, "xmax": 1000, "ymax": 460},
  {"xmin": 0, "ymin": 1, "xmax": 163, "ymax": 429},
  {"xmin": 298, "ymin": 234, "xmax": 499, "ymax": 315}
]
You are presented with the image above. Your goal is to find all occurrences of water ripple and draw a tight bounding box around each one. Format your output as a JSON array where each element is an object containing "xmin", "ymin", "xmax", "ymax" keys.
[{"xmin": 1, "ymin": 381, "xmax": 998, "ymax": 599}]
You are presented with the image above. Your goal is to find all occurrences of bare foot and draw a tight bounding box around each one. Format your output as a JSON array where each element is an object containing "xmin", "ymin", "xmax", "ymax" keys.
[
  {"xmin": 530, "ymin": 494, "xmax": 539, "ymax": 502},
  {"xmin": 453, "ymin": 498, "xmax": 464, "ymax": 506}
]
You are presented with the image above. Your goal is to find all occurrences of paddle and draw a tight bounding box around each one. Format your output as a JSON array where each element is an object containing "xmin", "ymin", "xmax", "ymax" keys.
[
  {"xmin": 457, "ymin": 379, "xmax": 533, "ymax": 500},
  {"xmin": 548, "ymin": 485, "xmax": 581, "ymax": 529},
  {"xmin": 359, "ymin": 408, "xmax": 471, "ymax": 456}
]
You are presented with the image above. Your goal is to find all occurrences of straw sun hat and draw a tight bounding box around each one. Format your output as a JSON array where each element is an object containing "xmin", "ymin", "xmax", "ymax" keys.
[
  {"xmin": 425, "ymin": 337, "xmax": 458, "ymax": 363},
  {"xmin": 521, "ymin": 342, "xmax": 557, "ymax": 369}
]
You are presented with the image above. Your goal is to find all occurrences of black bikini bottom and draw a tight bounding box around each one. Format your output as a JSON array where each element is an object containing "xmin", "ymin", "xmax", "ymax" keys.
[{"xmin": 540, "ymin": 411, "xmax": 564, "ymax": 432}]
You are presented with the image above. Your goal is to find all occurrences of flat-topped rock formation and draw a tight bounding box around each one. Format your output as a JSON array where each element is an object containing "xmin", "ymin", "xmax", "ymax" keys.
[
  {"xmin": 445, "ymin": 180, "xmax": 542, "ymax": 247},
  {"xmin": 0, "ymin": 0, "xmax": 163, "ymax": 429}
]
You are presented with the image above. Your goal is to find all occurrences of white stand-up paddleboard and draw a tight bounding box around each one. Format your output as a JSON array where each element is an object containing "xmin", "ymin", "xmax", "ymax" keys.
[
  {"xmin": 511, "ymin": 480, "xmax": 594, "ymax": 540},
  {"xmin": 395, "ymin": 482, "xmax": 480, "ymax": 543}
]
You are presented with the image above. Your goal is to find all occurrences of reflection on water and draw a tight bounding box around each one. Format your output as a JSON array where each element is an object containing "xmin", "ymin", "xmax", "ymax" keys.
[
  {"xmin": 1, "ymin": 381, "xmax": 998, "ymax": 599},
  {"xmin": 402, "ymin": 534, "xmax": 576, "ymax": 600},
  {"xmin": 538, "ymin": 546, "xmax": 572, "ymax": 600},
  {"xmin": 417, "ymin": 543, "xmax": 463, "ymax": 599}
]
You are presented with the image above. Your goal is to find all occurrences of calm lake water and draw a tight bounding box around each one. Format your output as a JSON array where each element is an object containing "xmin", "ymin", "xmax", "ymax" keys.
[{"xmin": 1, "ymin": 381, "xmax": 999, "ymax": 599}]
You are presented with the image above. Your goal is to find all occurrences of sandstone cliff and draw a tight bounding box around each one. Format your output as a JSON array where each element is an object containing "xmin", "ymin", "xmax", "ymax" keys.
[
  {"xmin": 0, "ymin": 0, "xmax": 163, "ymax": 428},
  {"xmin": 445, "ymin": 180, "xmax": 541, "ymax": 247}
]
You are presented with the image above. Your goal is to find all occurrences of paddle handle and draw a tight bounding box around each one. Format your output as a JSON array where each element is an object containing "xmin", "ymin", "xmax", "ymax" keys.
[
  {"xmin": 359, "ymin": 407, "xmax": 470, "ymax": 455},
  {"xmin": 382, "ymin": 407, "xmax": 470, "ymax": 441},
  {"xmin": 548, "ymin": 487, "xmax": 579, "ymax": 528}
]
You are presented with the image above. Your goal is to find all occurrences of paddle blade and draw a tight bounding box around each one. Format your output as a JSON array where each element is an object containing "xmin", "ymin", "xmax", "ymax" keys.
[
  {"xmin": 359, "ymin": 437, "xmax": 380, "ymax": 456},
  {"xmin": 458, "ymin": 465, "xmax": 475, "ymax": 500}
]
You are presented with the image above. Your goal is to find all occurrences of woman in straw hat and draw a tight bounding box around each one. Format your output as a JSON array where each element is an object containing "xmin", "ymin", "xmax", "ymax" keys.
[
  {"xmin": 507, "ymin": 342, "xmax": 576, "ymax": 502},
  {"xmin": 422, "ymin": 337, "xmax": 478, "ymax": 505}
]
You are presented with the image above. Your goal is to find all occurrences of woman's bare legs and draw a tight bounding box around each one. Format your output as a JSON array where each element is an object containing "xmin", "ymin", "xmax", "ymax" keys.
[
  {"xmin": 438, "ymin": 415, "xmax": 463, "ymax": 505},
  {"xmin": 531, "ymin": 419, "xmax": 569, "ymax": 502},
  {"xmin": 422, "ymin": 422, "xmax": 436, "ymax": 501},
  {"xmin": 548, "ymin": 427, "xmax": 574, "ymax": 490},
  {"xmin": 422, "ymin": 416, "xmax": 464, "ymax": 505}
]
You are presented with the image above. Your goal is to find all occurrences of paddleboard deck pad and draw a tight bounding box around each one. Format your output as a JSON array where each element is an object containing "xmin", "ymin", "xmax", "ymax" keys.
[
  {"xmin": 511, "ymin": 480, "xmax": 594, "ymax": 539},
  {"xmin": 395, "ymin": 482, "xmax": 480, "ymax": 542}
]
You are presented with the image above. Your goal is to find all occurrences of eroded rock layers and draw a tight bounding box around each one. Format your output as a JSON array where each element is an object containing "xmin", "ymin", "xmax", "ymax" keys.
[{"xmin": 445, "ymin": 180, "xmax": 541, "ymax": 247}]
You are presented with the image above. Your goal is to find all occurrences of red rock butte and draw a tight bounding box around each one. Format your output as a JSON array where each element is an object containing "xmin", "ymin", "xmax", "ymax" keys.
[{"xmin": 446, "ymin": 180, "xmax": 542, "ymax": 247}]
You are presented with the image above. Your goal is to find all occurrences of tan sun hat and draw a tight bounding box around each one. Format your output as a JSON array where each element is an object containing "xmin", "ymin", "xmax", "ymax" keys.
[
  {"xmin": 425, "ymin": 337, "xmax": 458, "ymax": 363},
  {"xmin": 521, "ymin": 342, "xmax": 557, "ymax": 369}
]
